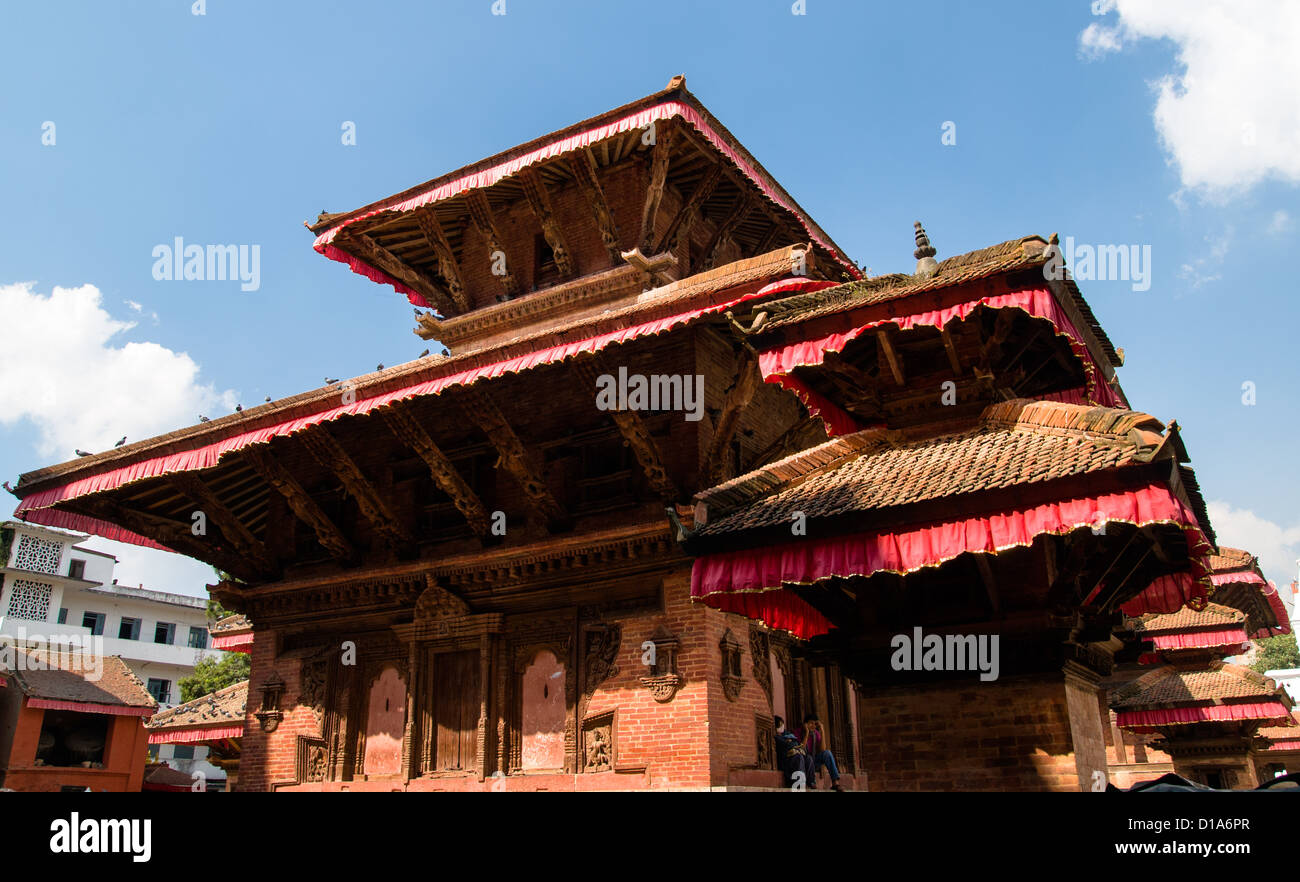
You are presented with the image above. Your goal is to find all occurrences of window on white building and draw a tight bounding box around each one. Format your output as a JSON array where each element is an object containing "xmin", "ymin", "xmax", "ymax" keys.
[
  {"xmin": 6, "ymin": 579, "xmax": 54, "ymax": 621},
  {"xmin": 82, "ymin": 611, "xmax": 105, "ymax": 636},
  {"xmin": 154, "ymin": 622, "xmax": 175, "ymax": 645},
  {"xmin": 67, "ymin": 559, "xmax": 85, "ymax": 579},
  {"xmin": 188, "ymin": 626, "xmax": 208, "ymax": 649},
  {"xmin": 118, "ymin": 617, "xmax": 141, "ymax": 640},
  {"xmin": 57, "ymin": 607, "xmax": 67, "ymax": 624},
  {"xmin": 13, "ymin": 534, "xmax": 63, "ymax": 573},
  {"xmin": 147, "ymin": 678, "xmax": 172, "ymax": 704}
]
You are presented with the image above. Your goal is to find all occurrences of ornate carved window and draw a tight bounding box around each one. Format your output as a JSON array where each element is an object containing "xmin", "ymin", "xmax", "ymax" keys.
[
  {"xmin": 5, "ymin": 579, "xmax": 53, "ymax": 621},
  {"xmin": 640, "ymin": 625, "xmax": 682, "ymax": 703},
  {"xmin": 13, "ymin": 535, "xmax": 62, "ymax": 574},
  {"xmin": 720, "ymin": 629, "xmax": 744, "ymax": 701}
]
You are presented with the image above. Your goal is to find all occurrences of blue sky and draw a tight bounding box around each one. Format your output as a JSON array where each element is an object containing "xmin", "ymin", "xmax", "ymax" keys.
[{"xmin": 1, "ymin": 0, "xmax": 1296, "ymax": 596}]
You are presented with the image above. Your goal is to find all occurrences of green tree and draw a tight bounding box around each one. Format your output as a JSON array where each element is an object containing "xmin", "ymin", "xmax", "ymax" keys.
[
  {"xmin": 1253, "ymin": 633, "xmax": 1300, "ymax": 674},
  {"xmin": 179, "ymin": 652, "xmax": 251, "ymax": 703}
]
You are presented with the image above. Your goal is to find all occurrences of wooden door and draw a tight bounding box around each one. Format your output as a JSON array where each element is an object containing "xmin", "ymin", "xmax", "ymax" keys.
[{"xmin": 433, "ymin": 650, "xmax": 480, "ymax": 771}]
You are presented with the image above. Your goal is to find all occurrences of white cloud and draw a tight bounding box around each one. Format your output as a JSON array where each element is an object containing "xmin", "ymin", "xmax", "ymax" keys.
[
  {"xmin": 77, "ymin": 536, "xmax": 218, "ymax": 600},
  {"xmin": 1080, "ymin": 0, "xmax": 1300, "ymax": 199},
  {"xmin": 1267, "ymin": 209, "xmax": 1294, "ymax": 235},
  {"xmin": 1177, "ymin": 226, "xmax": 1232, "ymax": 288},
  {"xmin": 0, "ymin": 282, "xmax": 236, "ymax": 459},
  {"xmin": 1206, "ymin": 500, "xmax": 1300, "ymax": 591},
  {"xmin": 124, "ymin": 300, "xmax": 142, "ymax": 312}
]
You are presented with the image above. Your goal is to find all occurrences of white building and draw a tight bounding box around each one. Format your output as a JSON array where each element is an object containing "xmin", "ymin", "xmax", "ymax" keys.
[{"xmin": 0, "ymin": 520, "xmax": 233, "ymax": 785}]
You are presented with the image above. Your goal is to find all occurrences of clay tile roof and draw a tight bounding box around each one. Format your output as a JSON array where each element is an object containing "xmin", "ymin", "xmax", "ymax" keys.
[
  {"xmin": 758, "ymin": 234, "xmax": 1120, "ymax": 366},
  {"xmin": 1133, "ymin": 602, "xmax": 1245, "ymax": 634},
  {"xmin": 1208, "ymin": 546, "xmax": 1255, "ymax": 573},
  {"xmin": 1, "ymin": 652, "xmax": 156, "ymax": 710},
  {"xmin": 210, "ymin": 613, "xmax": 252, "ymax": 635},
  {"xmin": 695, "ymin": 399, "xmax": 1161, "ymax": 535},
  {"xmin": 1112, "ymin": 661, "xmax": 1280, "ymax": 709},
  {"xmin": 146, "ymin": 680, "xmax": 247, "ymax": 732}
]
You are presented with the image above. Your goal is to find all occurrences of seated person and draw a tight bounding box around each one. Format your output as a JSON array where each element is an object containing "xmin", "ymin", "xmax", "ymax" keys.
[
  {"xmin": 774, "ymin": 716, "xmax": 816, "ymax": 789},
  {"xmin": 795, "ymin": 714, "xmax": 844, "ymax": 791}
]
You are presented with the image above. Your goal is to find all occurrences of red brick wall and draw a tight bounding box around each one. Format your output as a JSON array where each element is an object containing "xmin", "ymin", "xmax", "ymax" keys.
[{"xmin": 856, "ymin": 673, "xmax": 1094, "ymax": 791}]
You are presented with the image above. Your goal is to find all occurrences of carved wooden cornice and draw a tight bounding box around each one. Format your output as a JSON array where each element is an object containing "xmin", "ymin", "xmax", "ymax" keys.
[
  {"xmin": 412, "ymin": 208, "xmax": 470, "ymax": 313},
  {"xmin": 518, "ymin": 167, "xmax": 575, "ymax": 279},
  {"xmin": 243, "ymin": 446, "xmax": 354, "ymax": 563},
  {"xmin": 568, "ymin": 148, "xmax": 623, "ymax": 265},
  {"xmin": 466, "ymin": 191, "xmax": 520, "ymax": 299},
  {"xmin": 639, "ymin": 121, "xmax": 675, "ymax": 253}
]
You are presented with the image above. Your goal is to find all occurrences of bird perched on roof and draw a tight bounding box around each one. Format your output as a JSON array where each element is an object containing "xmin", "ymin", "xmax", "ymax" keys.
[
  {"xmin": 419, "ymin": 349, "xmax": 429, "ymax": 358},
  {"xmin": 324, "ymin": 378, "xmax": 339, "ymax": 385},
  {"xmin": 75, "ymin": 449, "xmax": 92, "ymax": 457},
  {"xmin": 235, "ymin": 404, "xmax": 243, "ymax": 412},
  {"xmin": 114, "ymin": 436, "xmax": 126, "ymax": 447},
  {"xmin": 376, "ymin": 363, "xmax": 384, "ymax": 371},
  {"xmin": 440, "ymin": 347, "xmax": 449, "ymax": 356},
  {"xmin": 264, "ymin": 395, "xmax": 272, "ymax": 403},
  {"xmin": 198, "ymin": 415, "xmax": 210, "ymax": 423}
]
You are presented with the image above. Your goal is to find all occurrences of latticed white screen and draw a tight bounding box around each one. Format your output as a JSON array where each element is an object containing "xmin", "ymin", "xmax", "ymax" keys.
[
  {"xmin": 6, "ymin": 579, "xmax": 54, "ymax": 621},
  {"xmin": 13, "ymin": 534, "xmax": 63, "ymax": 574}
]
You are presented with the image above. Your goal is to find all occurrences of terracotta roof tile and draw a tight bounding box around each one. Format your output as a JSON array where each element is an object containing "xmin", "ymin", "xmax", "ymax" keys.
[
  {"xmin": 1112, "ymin": 662, "xmax": 1280, "ymax": 709},
  {"xmin": 210, "ymin": 613, "xmax": 252, "ymax": 635},
  {"xmin": 696, "ymin": 399, "xmax": 1162, "ymax": 535},
  {"xmin": 1133, "ymin": 603, "xmax": 1244, "ymax": 634},
  {"xmin": 1, "ymin": 651, "xmax": 156, "ymax": 710},
  {"xmin": 146, "ymin": 679, "xmax": 247, "ymax": 732},
  {"xmin": 1208, "ymin": 546, "xmax": 1255, "ymax": 573}
]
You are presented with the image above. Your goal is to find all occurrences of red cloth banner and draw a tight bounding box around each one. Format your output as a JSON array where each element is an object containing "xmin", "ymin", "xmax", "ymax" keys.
[
  {"xmin": 211, "ymin": 633, "xmax": 253, "ymax": 652},
  {"xmin": 1117, "ymin": 701, "xmax": 1292, "ymax": 731},
  {"xmin": 1147, "ymin": 628, "xmax": 1250, "ymax": 653},
  {"xmin": 691, "ymin": 479, "xmax": 1211, "ymax": 638},
  {"xmin": 147, "ymin": 725, "xmax": 244, "ymax": 745},
  {"xmin": 313, "ymin": 100, "xmax": 861, "ymax": 308},
  {"xmin": 758, "ymin": 287, "xmax": 1125, "ymax": 435}
]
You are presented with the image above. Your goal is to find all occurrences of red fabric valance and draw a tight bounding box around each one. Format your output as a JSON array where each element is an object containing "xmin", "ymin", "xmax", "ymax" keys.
[
  {"xmin": 691, "ymin": 478, "xmax": 1211, "ymax": 638},
  {"xmin": 211, "ymin": 633, "xmax": 252, "ymax": 652},
  {"xmin": 147, "ymin": 725, "xmax": 244, "ymax": 745},
  {"xmin": 758, "ymin": 287, "xmax": 1125, "ymax": 435},
  {"xmin": 1210, "ymin": 570, "xmax": 1264, "ymax": 586},
  {"xmin": 313, "ymin": 100, "xmax": 860, "ymax": 308},
  {"xmin": 1147, "ymin": 628, "xmax": 1250, "ymax": 653},
  {"xmin": 1117, "ymin": 701, "xmax": 1292, "ymax": 732},
  {"xmin": 27, "ymin": 698, "xmax": 155, "ymax": 717},
  {"xmin": 14, "ymin": 287, "xmax": 774, "ymax": 548}
]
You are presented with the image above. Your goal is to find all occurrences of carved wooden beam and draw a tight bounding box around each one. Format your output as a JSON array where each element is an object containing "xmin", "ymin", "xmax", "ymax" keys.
[
  {"xmin": 465, "ymin": 191, "xmax": 519, "ymax": 299},
  {"xmin": 569, "ymin": 355, "xmax": 679, "ymax": 502},
  {"xmin": 568, "ymin": 149, "xmax": 623, "ymax": 265},
  {"xmin": 337, "ymin": 231, "xmax": 455, "ymax": 315},
  {"xmin": 518, "ymin": 167, "xmax": 575, "ymax": 278},
  {"xmin": 298, "ymin": 428, "xmax": 415, "ymax": 549},
  {"xmin": 702, "ymin": 191, "xmax": 753, "ymax": 270},
  {"xmin": 170, "ymin": 472, "xmax": 278, "ymax": 575},
  {"xmin": 76, "ymin": 497, "xmax": 265, "ymax": 582},
  {"xmin": 875, "ymin": 328, "xmax": 906, "ymax": 385},
  {"xmin": 639, "ymin": 122, "xmax": 676, "ymax": 253},
  {"xmin": 243, "ymin": 446, "xmax": 354, "ymax": 562},
  {"xmin": 452, "ymin": 387, "xmax": 569, "ymax": 530},
  {"xmin": 655, "ymin": 164, "xmax": 721, "ymax": 257},
  {"xmin": 412, "ymin": 209, "xmax": 470, "ymax": 313},
  {"xmin": 702, "ymin": 350, "xmax": 760, "ymax": 486},
  {"xmin": 383, "ymin": 407, "xmax": 491, "ymax": 535}
]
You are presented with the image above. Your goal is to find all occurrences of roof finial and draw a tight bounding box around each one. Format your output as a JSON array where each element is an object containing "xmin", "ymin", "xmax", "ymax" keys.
[
  {"xmin": 913, "ymin": 221, "xmax": 939, "ymax": 279},
  {"xmin": 667, "ymin": 74, "xmax": 686, "ymax": 91}
]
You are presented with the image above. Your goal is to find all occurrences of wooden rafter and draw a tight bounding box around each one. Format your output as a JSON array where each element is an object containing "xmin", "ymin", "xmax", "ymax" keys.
[
  {"xmin": 412, "ymin": 208, "xmax": 470, "ymax": 312},
  {"xmin": 170, "ymin": 472, "xmax": 278, "ymax": 575},
  {"xmin": 383, "ymin": 407, "xmax": 491, "ymax": 535},
  {"xmin": 568, "ymin": 149, "xmax": 623, "ymax": 265},
  {"xmin": 518, "ymin": 167, "xmax": 575, "ymax": 278},
  {"xmin": 75, "ymin": 496, "xmax": 265, "ymax": 582},
  {"xmin": 875, "ymin": 328, "xmax": 906, "ymax": 385},
  {"xmin": 569, "ymin": 354, "xmax": 678, "ymax": 502},
  {"xmin": 940, "ymin": 327, "xmax": 964, "ymax": 376},
  {"xmin": 465, "ymin": 191, "xmax": 519, "ymax": 299},
  {"xmin": 974, "ymin": 554, "xmax": 1001, "ymax": 615},
  {"xmin": 243, "ymin": 446, "xmax": 354, "ymax": 562},
  {"xmin": 298, "ymin": 428, "xmax": 415, "ymax": 549},
  {"xmin": 702, "ymin": 350, "xmax": 760, "ymax": 486},
  {"xmin": 655, "ymin": 164, "xmax": 721, "ymax": 256},
  {"xmin": 639, "ymin": 121, "xmax": 676, "ymax": 253},
  {"xmin": 702, "ymin": 191, "xmax": 753, "ymax": 270},
  {"xmin": 453, "ymin": 387, "xmax": 569, "ymax": 529},
  {"xmin": 337, "ymin": 231, "xmax": 455, "ymax": 315}
]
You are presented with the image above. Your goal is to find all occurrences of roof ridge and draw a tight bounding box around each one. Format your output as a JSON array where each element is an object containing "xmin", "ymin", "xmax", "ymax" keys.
[{"xmin": 980, "ymin": 399, "xmax": 1163, "ymax": 439}]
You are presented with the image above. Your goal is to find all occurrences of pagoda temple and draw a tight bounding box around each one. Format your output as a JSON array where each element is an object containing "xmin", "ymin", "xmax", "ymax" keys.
[
  {"xmin": 8, "ymin": 77, "xmax": 1233, "ymax": 790},
  {"xmin": 1103, "ymin": 546, "xmax": 1293, "ymax": 789}
]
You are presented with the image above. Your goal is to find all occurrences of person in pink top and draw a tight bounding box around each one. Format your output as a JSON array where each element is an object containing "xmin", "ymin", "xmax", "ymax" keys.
[{"xmin": 795, "ymin": 713, "xmax": 845, "ymax": 791}]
